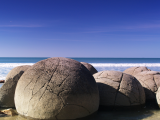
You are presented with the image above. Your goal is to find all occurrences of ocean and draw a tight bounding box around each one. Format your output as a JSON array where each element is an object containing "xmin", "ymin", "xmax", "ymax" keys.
[
  {"xmin": 1, "ymin": 57, "xmax": 160, "ymax": 80},
  {"xmin": 1, "ymin": 57, "xmax": 160, "ymax": 120}
]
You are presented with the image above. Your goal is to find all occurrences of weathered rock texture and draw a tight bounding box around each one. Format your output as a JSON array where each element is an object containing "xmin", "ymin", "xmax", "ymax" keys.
[
  {"xmin": 80, "ymin": 62, "xmax": 98, "ymax": 75},
  {"xmin": 93, "ymin": 71, "xmax": 145, "ymax": 108},
  {"xmin": 14, "ymin": 57, "xmax": 99, "ymax": 120},
  {"xmin": 134, "ymin": 71, "xmax": 160, "ymax": 101},
  {"xmin": 123, "ymin": 66, "xmax": 151, "ymax": 76},
  {"xmin": 0, "ymin": 65, "xmax": 31, "ymax": 108}
]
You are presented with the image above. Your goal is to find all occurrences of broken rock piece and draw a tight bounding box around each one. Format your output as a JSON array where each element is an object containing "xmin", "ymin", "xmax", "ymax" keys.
[{"xmin": 0, "ymin": 108, "xmax": 18, "ymax": 116}]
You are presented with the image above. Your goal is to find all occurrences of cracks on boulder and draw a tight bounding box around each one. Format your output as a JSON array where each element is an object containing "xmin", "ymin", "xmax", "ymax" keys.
[
  {"xmin": 54, "ymin": 96, "xmax": 65, "ymax": 120},
  {"xmin": 37, "ymin": 59, "xmax": 61, "ymax": 101},
  {"xmin": 97, "ymin": 71, "xmax": 104, "ymax": 78},
  {"xmin": 58, "ymin": 75, "xmax": 69, "ymax": 87},
  {"xmin": 55, "ymin": 104, "xmax": 90, "ymax": 120},
  {"xmin": 140, "ymin": 78, "xmax": 156, "ymax": 98},
  {"xmin": 138, "ymin": 78, "xmax": 152, "ymax": 91},
  {"xmin": 113, "ymin": 74, "xmax": 136, "ymax": 106},
  {"xmin": 116, "ymin": 91, "xmax": 131, "ymax": 101},
  {"xmin": 134, "ymin": 80, "xmax": 141, "ymax": 104},
  {"xmin": 57, "ymin": 89, "xmax": 69, "ymax": 97},
  {"xmin": 119, "ymin": 87, "xmax": 139, "ymax": 104},
  {"xmin": 133, "ymin": 67, "xmax": 139, "ymax": 75},
  {"xmin": 67, "ymin": 104, "xmax": 90, "ymax": 113},
  {"xmin": 48, "ymin": 58, "xmax": 60, "ymax": 84},
  {"xmin": 114, "ymin": 74, "xmax": 123, "ymax": 106},
  {"xmin": 153, "ymin": 75, "xmax": 158, "ymax": 92},
  {"xmin": 25, "ymin": 59, "xmax": 61, "ymax": 115},
  {"xmin": 39, "ymin": 86, "xmax": 48, "ymax": 101},
  {"xmin": 136, "ymin": 74, "xmax": 157, "ymax": 100}
]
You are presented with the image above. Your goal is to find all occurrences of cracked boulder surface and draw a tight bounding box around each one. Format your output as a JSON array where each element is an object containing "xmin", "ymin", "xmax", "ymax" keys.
[
  {"xmin": 14, "ymin": 57, "xmax": 99, "ymax": 120},
  {"xmin": 80, "ymin": 62, "xmax": 98, "ymax": 75},
  {"xmin": 0, "ymin": 65, "xmax": 31, "ymax": 108},
  {"xmin": 134, "ymin": 71, "xmax": 160, "ymax": 101},
  {"xmin": 93, "ymin": 71, "xmax": 145, "ymax": 108},
  {"xmin": 123, "ymin": 66, "xmax": 151, "ymax": 76}
]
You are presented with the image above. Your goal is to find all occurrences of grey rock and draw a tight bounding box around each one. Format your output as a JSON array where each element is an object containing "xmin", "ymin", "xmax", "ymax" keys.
[
  {"xmin": 93, "ymin": 71, "xmax": 145, "ymax": 108},
  {"xmin": 0, "ymin": 65, "xmax": 31, "ymax": 108},
  {"xmin": 14, "ymin": 57, "xmax": 99, "ymax": 120},
  {"xmin": 134, "ymin": 71, "xmax": 160, "ymax": 101},
  {"xmin": 123, "ymin": 66, "xmax": 151, "ymax": 76},
  {"xmin": 81, "ymin": 62, "xmax": 98, "ymax": 75}
]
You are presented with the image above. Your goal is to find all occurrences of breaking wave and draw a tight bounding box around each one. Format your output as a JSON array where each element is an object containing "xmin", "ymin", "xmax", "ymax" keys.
[{"xmin": 91, "ymin": 63, "xmax": 160, "ymax": 67}]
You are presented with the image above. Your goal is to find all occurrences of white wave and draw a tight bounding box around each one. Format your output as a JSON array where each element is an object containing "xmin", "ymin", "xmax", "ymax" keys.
[
  {"xmin": 0, "ymin": 63, "xmax": 34, "ymax": 68},
  {"xmin": 1, "ymin": 62, "xmax": 160, "ymax": 80},
  {"xmin": 90, "ymin": 63, "xmax": 160, "ymax": 67}
]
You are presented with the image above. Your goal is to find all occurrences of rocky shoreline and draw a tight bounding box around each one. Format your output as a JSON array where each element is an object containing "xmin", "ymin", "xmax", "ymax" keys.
[{"xmin": 0, "ymin": 57, "xmax": 160, "ymax": 120}]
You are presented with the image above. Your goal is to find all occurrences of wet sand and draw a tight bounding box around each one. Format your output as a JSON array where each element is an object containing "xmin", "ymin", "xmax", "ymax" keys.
[
  {"xmin": 0, "ymin": 110, "xmax": 160, "ymax": 120},
  {"xmin": 0, "ymin": 104, "xmax": 160, "ymax": 120}
]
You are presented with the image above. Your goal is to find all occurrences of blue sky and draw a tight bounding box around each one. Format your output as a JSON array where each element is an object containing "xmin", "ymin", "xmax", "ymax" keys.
[{"xmin": 0, "ymin": 0, "xmax": 160, "ymax": 57}]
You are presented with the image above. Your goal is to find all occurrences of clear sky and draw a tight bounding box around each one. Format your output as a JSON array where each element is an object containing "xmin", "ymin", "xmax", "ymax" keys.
[{"xmin": 0, "ymin": 0, "xmax": 160, "ymax": 58}]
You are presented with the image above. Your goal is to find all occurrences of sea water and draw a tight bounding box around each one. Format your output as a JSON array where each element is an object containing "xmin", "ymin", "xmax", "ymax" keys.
[
  {"xmin": 1, "ymin": 57, "xmax": 160, "ymax": 80},
  {"xmin": 1, "ymin": 57, "xmax": 160, "ymax": 120}
]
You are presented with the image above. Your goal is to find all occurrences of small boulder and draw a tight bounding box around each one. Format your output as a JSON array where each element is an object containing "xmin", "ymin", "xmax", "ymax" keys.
[
  {"xmin": 0, "ymin": 65, "xmax": 31, "ymax": 108},
  {"xmin": 93, "ymin": 71, "xmax": 145, "ymax": 109},
  {"xmin": 81, "ymin": 62, "xmax": 98, "ymax": 75},
  {"xmin": 123, "ymin": 66, "xmax": 151, "ymax": 76},
  {"xmin": 15, "ymin": 57, "xmax": 99, "ymax": 120},
  {"xmin": 0, "ymin": 108, "xmax": 17, "ymax": 116},
  {"xmin": 0, "ymin": 80, "xmax": 5, "ymax": 83},
  {"xmin": 135, "ymin": 71, "xmax": 160, "ymax": 101}
]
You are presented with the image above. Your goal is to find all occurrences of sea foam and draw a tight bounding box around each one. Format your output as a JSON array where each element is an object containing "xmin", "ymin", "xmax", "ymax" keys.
[
  {"xmin": 0, "ymin": 63, "xmax": 34, "ymax": 67},
  {"xmin": 1, "ymin": 63, "xmax": 160, "ymax": 80},
  {"xmin": 91, "ymin": 63, "xmax": 160, "ymax": 67},
  {"xmin": 90, "ymin": 63, "xmax": 160, "ymax": 73}
]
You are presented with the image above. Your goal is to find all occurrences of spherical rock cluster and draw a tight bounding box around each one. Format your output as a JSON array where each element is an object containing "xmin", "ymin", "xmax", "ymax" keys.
[
  {"xmin": 123, "ymin": 66, "xmax": 151, "ymax": 76},
  {"xmin": 14, "ymin": 57, "xmax": 99, "ymax": 120},
  {"xmin": 134, "ymin": 71, "xmax": 160, "ymax": 101},
  {"xmin": 93, "ymin": 71, "xmax": 145, "ymax": 108},
  {"xmin": 0, "ymin": 65, "xmax": 31, "ymax": 108},
  {"xmin": 81, "ymin": 62, "xmax": 98, "ymax": 75}
]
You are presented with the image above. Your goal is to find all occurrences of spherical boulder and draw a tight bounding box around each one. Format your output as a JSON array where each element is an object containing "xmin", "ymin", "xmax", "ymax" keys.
[
  {"xmin": 123, "ymin": 66, "xmax": 151, "ymax": 76},
  {"xmin": 0, "ymin": 65, "xmax": 31, "ymax": 108},
  {"xmin": 80, "ymin": 62, "xmax": 98, "ymax": 75},
  {"xmin": 134, "ymin": 71, "xmax": 160, "ymax": 101},
  {"xmin": 93, "ymin": 71, "xmax": 145, "ymax": 109},
  {"xmin": 15, "ymin": 57, "xmax": 99, "ymax": 120}
]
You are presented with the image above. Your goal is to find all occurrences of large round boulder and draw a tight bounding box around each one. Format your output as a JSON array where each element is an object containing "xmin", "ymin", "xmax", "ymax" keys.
[
  {"xmin": 93, "ymin": 71, "xmax": 145, "ymax": 109},
  {"xmin": 123, "ymin": 66, "xmax": 151, "ymax": 76},
  {"xmin": 15, "ymin": 57, "xmax": 99, "ymax": 120},
  {"xmin": 0, "ymin": 65, "xmax": 31, "ymax": 108},
  {"xmin": 80, "ymin": 62, "xmax": 98, "ymax": 75},
  {"xmin": 134, "ymin": 71, "xmax": 160, "ymax": 101}
]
